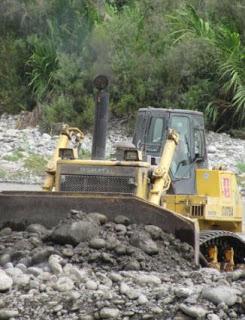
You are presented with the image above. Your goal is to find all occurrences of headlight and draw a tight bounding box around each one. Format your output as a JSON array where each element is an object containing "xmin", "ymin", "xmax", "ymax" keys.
[
  {"xmin": 124, "ymin": 150, "xmax": 140, "ymax": 161},
  {"xmin": 59, "ymin": 148, "xmax": 75, "ymax": 160}
]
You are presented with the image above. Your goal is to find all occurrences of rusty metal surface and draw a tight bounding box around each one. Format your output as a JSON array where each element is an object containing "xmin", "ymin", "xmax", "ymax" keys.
[{"xmin": 0, "ymin": 191, "xmax": 199, "ymax": 263}]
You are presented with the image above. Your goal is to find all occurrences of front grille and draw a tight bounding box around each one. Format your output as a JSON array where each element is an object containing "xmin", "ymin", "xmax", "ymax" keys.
[
  {"xmin": 60, "ymin": 174, "xmax": 135, "ymax": 193},
  {"xmin": 190, "ymin": 205, "xmax": 204, "ymax": 217}
]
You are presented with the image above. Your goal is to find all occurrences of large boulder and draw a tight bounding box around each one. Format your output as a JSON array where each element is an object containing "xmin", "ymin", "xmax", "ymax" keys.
[
  {"xmin": 0, "ymin": 270, "xmax": 13, "ymax": 292},
  {"xmin": 0, "ymin": 309, "xmax": 19, "ymax": 319},
  {"xmin": 50, "ymin": 220, "xmax": 99, "ymax": 245},
  {"xmin": 99, "ymin": 307, "xmax": 120, "ymax": 319},
  {"xmin": 202, "ymin": 285, "xmax": 239, "ymax": 306},
  {"xmin": 179, "ymin": 304, "xmax": 208, "ymax": 319},
  {"xmin": 55, "ymin": 276, "xmax": 74, "ymax": 292},
  {"xmin": 130, "ymin": 231, "xmax": 159, "ymax": 255}
]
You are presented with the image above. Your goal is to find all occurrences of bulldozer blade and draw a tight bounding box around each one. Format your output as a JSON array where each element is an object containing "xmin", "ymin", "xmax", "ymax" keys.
[{"xmin": 0, "ymin": 191, "xmax": 199, "ymax": 264}]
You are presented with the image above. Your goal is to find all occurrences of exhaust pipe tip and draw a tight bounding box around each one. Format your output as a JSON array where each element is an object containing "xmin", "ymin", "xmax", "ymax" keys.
[{"xmin": 93, "ymin": 75, "xmax": 109, "ymax": 91}]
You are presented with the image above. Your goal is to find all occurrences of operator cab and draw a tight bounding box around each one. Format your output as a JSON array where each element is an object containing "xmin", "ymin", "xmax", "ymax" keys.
[{"xmin": 133, "ymin": 107, "xmax": 208, "ymax": 195}]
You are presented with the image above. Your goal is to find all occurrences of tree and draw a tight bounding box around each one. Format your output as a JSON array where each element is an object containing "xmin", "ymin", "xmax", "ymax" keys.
[{"xmin": 168, "ymin": 5, "xmax": 245, "ymax": 130}]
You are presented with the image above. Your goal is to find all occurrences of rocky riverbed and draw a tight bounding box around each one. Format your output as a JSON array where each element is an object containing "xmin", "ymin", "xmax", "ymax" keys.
[
  {"xmin": 0, "ymin": 113, "xmax": 244, "ymax": 188},
  {"xmin": 0, "ymin": 210, "xmax": 244, "ymax": 320},
  {"xmin": 0, "ymin": 114, "xmax": 131, "ymax": 184}
]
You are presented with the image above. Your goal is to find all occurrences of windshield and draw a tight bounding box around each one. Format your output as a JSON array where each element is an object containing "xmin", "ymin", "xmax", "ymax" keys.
[
  {"xmin": 147, "ymin": 117, "xmax": 165, "ymax": 144},
  {"xmin": 170, "ymin": 116, "xmax": 191, "ymax": 179},
  {"xmin": 133, "ymin": 113, "xmax": 145, "ymax": 148}
]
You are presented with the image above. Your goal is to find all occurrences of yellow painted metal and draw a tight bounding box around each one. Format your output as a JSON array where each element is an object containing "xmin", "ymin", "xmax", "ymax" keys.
[
  {"xmin": 56, "ymin": 159, "xmax": 150, "ymax": 168},
  {"xmin": 163, "ymin": 168, "xmax": 243, "ymax": 233},
  {"xmin": 196, "ymin": 169, "xmax": 243, "ymax": 232},
  {"xmin": 149, "ymin": 129, "xmax": 179, "ymax": 205},
  {"xmin": 207, "ymin": 245, "xmax": 220, "ymax": 270},
  {"xmin": 223, "ymin": 247, "xmax": 234, "ymax": 271},
  {"xmin": 55, "ymin": 158, "xmax": 150, "ymax": 198},
  {"xmin": 42, "ymin": 134, "xmax": 69, "ymax": 191},
  {"xmin": 196, "ymin": 169, "xmax": 220, "ymax": 197},
  {"xmin": 42, "ymin": 125, "xmax": 84, "ymax": 191},
  {"xmin": 136, "ymin": 168, "xmax": 149, "ymax": 199},
  {"xmin": 42, "ymin": 174, "xmax": 55, "ymax": 192}
]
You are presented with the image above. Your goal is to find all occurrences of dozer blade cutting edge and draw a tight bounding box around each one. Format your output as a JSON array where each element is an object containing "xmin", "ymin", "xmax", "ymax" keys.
[{"xmin": 0, "ymin": 191, "xmax": 200, "ymax": 265}]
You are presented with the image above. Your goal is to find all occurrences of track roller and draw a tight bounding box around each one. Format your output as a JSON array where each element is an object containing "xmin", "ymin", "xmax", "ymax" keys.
[
  {"xmin": 207, "ymin": 245, "xmax": 220, "ymax": 270},
  {"xmin": 200, "ymin": 230, "xmax": 245, "ymax": 270}
]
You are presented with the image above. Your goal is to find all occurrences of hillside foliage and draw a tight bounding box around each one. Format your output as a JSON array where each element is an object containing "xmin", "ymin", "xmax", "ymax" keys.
[{"xmin": 0, "ymin": 0, "xmax": 244, "ymax": 131}]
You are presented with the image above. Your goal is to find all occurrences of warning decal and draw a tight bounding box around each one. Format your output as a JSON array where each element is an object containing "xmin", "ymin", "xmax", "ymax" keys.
[{"xmin": 222, "ymin": 177, "xmax": 231, "ymax": 198}]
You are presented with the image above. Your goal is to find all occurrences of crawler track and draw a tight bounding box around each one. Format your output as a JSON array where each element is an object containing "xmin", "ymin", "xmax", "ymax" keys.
[{"xmin": 200, "ymin": 230, "xmax": 245, "ymax": 265}]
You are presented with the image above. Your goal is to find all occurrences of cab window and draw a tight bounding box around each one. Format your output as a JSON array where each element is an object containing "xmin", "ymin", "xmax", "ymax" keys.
[
  {"xmin": 147, "ymin": 117, "xmax": 165, "ymax": 144},
  {"xmin": 194, "ymin": 129, "xmax": 205, "ymax": 159},
  {"xmin": 170, "ymin": 116, "xmax": 191, "ymax": 179}
]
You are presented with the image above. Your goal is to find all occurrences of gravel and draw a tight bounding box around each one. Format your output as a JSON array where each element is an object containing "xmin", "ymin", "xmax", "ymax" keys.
[{"xmin": 0, "ymin": 209, "xmax": 244, "ymax": 319}]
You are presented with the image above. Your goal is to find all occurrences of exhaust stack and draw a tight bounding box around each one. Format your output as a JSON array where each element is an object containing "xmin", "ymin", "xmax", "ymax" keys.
[{"xmin": 92, "ymin": 75, "xmax": 109, "ymax": 160}]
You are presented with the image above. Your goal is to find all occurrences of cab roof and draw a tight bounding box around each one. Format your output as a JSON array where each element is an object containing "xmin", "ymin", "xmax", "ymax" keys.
[{"xmin": 138, "ymin": 107, "xmax": 203, "ymax": 116}]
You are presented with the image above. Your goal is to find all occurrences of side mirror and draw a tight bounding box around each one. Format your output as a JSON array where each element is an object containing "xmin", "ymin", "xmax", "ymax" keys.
[{"xmin": 194, "ymin": 153, "xmax": 204, "ymax": 162}]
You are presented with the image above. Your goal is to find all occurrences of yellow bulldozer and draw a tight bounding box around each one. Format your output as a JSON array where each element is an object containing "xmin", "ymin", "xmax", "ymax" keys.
[{"xmin": 0, "ymin": 76, "xmax": 244, "ymax": 270}]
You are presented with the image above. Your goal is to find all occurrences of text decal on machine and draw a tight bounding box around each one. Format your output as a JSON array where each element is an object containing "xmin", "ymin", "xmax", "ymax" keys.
[{"xmin": 222, "ymin": 177, "xmax": 231, "ymax": 198}]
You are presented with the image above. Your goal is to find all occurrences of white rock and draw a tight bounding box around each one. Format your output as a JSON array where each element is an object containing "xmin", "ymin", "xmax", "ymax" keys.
[
  {"xmin": 86, "ymin": 280, "xmax": 98, "ymax": 290},
  {"xmin": 138, "ymin": 294, "xmax": 148, "ymax": 305},
  {"xmin": 179, "ymin": 304, "xmax": 208, "ymax": 318},
  {"xmin": 135, "ymin": 274, "xmax": 161, "ymax": 286},
  {"xmin": 202, "ymin": 285, "xmax": 238, "ymax": 306},
  {"xmin": 42, "ymin": 133, "xmax": 51, "ymax": 140},
  {"xmin": 0, "ymin": 270, "xmax": 13, "ymax": 291},
  {"xmin": 7, "ymin": 267, "xmax": 25, "ymax": 279},
  {"xmin": 174, "ymin": 286, "xmax": 193, "ymax": 298},
  {"xmin": 120, "ymin": 282, "xmax": 141, "ymax": 299},
  {"xmin": 231, "ymin": 269, "xmax": 245, "ymax": 281},
  {"xmin": 28, "ymin": 267, "xmax": 43, "ymax": 277},
  {"xmin": 0, "ymin": 309, "xmax": 19, "ymax": 319},
  {"xmin": 120, "ymin": 282, "xmax": 130, "ymax": 294},
  {"xmin": 13, "ymin": 273, "xmax": 30, "ymax": 288},
  {"xmin": 109, "ymin": 272, "xmax": 123, "ymax": 282},
  {"xmin": 207, "ymin": 314, "xmax": 221, "ymax": 320},
  {"xmin": 63, "ymin": 264, "xmax": 87, "ymax": 282},
  {"xmin": 126, "ymin": 288, "xmax": 141, "ymax": 300},
  {"xmin": 207, "ymin": 145, "xmax": 217, "ymax": 154},
  {"xmin": 48, "ymin": 254, "xmax": 63, "ymax": 274},
  {"xmin": 79, "ymin": 315, "xmax": 94, "ymax": 320},
  {"xmin": 151, "ymin": 306, "xmax": 163, "ymax": 314},
  {"xmin": 100, "ymin": 307, "xmax": 120, "ymax": 319},
  {"xmin": 89, "ymin": 238, "xmax": 106, "ymax": 249},
  {"xmin": 4, "ymin": 263, "xmax": 13, "ymax": 269},
  {"xmin": 15, "ymin": 263, "xmax": 27, "ymax": 272},
  {"xmin": 55, "ymin": 276, "xmax": 74, "ymax": 292}
]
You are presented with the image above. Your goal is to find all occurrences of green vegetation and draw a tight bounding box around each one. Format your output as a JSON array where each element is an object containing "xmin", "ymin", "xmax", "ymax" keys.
[
  {"xmin": 0, "ymin": 168, "xmax": 7, "ymax": 179},
  {"xmin": 24, "ymin": 154, "xmax": 47, "ymax": 175},
  {"xmin": 0, "ymin": 0, "xmax": 244, "ymax": 132},
  {"xmin": 3, "ymin": 149, "xmax": 24, "ymax": 162},
  {"xmin": 79, "ymin": 148, "xmax": 91, "ymax": 160},
  {"xmin": 237, "ymin": 163, "xmax": 245, "ymax": 173}
]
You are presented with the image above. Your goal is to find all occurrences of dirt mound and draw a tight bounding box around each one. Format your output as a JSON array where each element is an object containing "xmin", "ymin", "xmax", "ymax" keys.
[{"xmin": 0, "ymin": 210, "xmax": 244, "ymax": 320}]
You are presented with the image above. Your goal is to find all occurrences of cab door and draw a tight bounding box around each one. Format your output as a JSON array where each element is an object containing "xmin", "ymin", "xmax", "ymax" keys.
[
  {"xmin": 169, "ymin": 114, "xmax": 207, "ymax": 194},
  {"xmin": 133, "ymin": 109, "xmax": 168, "ymax": 163},
  {"xmin": 133, "ymin": 110, "xmax": 149, "ymax": 149}
]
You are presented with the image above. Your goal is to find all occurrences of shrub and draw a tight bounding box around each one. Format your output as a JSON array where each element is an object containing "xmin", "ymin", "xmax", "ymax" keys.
[
  {"xmin": 3, "ymin": 150, "xmax": 24, "ymax": 162},
  {"xmin": 24, "ymin": 154, "xmax": 47, "ymax": 175},
  {"xmin": 237, "ymin": 163, "xmax": 245, "ymax": 173},
  {"xmin": 0, "ymin": 37, "xmax": 30, "ymax": 114},
  {"xmin": 26, "ymin": 35, "xmax": 58, "ymax": 100}
]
